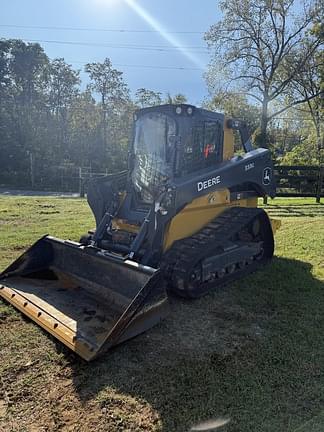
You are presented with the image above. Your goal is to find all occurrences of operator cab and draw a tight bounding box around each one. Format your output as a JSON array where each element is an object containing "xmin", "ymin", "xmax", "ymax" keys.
[{"xmin": 130, "ymin": 104, "xmax": 225, "ymax": 204}]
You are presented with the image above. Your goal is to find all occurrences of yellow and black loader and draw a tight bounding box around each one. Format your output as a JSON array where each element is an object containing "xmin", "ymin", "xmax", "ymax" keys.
[{"xmin": 0, "ymin": 104, "xmax": 280, "ymax": 360}]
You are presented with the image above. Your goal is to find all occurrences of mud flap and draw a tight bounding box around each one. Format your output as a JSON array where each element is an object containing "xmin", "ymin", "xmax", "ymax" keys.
[{"xmin": 0, "ymin": 236, "xmax": 168, "ymax": 361}]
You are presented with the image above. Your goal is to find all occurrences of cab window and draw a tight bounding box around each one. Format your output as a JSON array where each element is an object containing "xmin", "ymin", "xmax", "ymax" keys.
[{"xmin": 183, "ymin": 121, "xmax": 222, "ymax": 172}]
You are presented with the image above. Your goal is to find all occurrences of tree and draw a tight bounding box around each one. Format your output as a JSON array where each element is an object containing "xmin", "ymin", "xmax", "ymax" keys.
[
  {"xmin": 8, "ymin": 39, "xmax": 49, "ymax": 107},
  {"xmin": 47, "ymin": 58, "xmax": 80, "ymax": 159},
  {"xmin": 280, "ymin": 128, "xmax": 319, "ymax": 165},
  {"xmin": 204, "ymin": 91, "xmax": 260, "ymax": 133},
  {"xmin": 172, "ymin": 93, "xmax": 188, "ymax": 104},
  {"xmin": 68, "ymin": 89, "xmax": 101, "ymax": 168},
  {"xmin": 0, "ymin": 39, "xmax": 136, "ymax": 188},
  {"xmin": 106, "ymin": 100, "xmax": 135, "ymax": 171},
  {"xmin": 48, "ymin": 58, "xmax": 80, "ymax": 117},
  {"xmin": 164, "ymin": 93, "xmax": 188, "ymax": 104},
  {"xmin": 0, "ymin": 40, "xmax": 11, "ymax": 97},
  {"xmin": 0, "ymin": 40, "xmax": 16, "ymax": 178},
  {"xmin": 85, "ymin": 58, "xmax": 129, "ymax": 156},
  {"xmin": 289, "ymin": 57, "xmax": 323, "ymax": 164},
  {"xmin": 2, "ymin": 40, "xmax": 49, "ymax": 184},
  {"xmin": 205, "ymin": 0, "xmax": 322, "ymax": 146},
  {"xmin": 134, "ymin": 88, "xmax": 162, "ymax": 107},
  {"xmin": 287, "ymin": 19, "xmax": 324, "ymax": 165}
]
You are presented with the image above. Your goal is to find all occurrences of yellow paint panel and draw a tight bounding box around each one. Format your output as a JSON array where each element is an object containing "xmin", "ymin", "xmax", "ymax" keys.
[
  {"xmin": 163, "ymin": 191, "xmax": 258, "ymax": 251},
  {"xmin": 112, "ymin": 190, "xmax": 258, "ymax": 252},
  {"xmin": 223, "ymin": 117, "xmax": 234, "ymax": 161}
]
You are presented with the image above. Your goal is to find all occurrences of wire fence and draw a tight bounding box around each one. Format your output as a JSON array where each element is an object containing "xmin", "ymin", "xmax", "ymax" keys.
[
  {"xmin": 80, "ymin": 165, "xmax": 324, "ymax": 203},
  {"xmin": 1, "ymin": 164, "xmax": 323, "ymax": 202}
]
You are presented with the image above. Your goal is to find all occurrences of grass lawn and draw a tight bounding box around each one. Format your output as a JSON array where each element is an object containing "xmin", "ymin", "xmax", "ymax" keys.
[{"xmin": 0, "ymin": 196, "xmax": 323, "ymax": 432}]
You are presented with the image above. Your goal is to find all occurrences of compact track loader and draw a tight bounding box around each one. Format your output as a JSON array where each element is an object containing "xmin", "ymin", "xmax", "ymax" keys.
[{"xmin": 0, "ymin": 104, "xmax": 279, "ymax": 360}]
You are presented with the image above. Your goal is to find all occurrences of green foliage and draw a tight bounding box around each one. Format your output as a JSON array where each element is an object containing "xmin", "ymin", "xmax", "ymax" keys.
[
  {"xmin": 134, "ymin": 88, "xmax": 162, "ymax": 108},
  {"xmin": 84, "ymin": 58, "xmax": 131, "ymax": 170},
  {"xmin": 280, "ymin": 132, "xmax": 322, "ymax": 166},
  {"xmin": 0, "ymin": 43, "xmax": 134, "ymax": 187},
  {"xmin": 204, "ymin": 92, "xmax": 260, "ymax": 133},
  {"xmin": 205, "ymin": 0, "xmax": 322, "ymax": 146},
  {"xmin": 48, "ymin": 58, "xmax": 80, "ymax": 115},
  {"xmin": 280, "ymin": 144, "xmax": 318, "ymax": 165},
  {"xmin": 85, "ymin": 58, "xmax": 129, "ymax": 109},
  {"xmin": 0, "ymin": 40, "xmax": 193, "ymax": 189},
  {"xmin": 164, "ymin": 92, "xmax": 187, "ymax": 104}
]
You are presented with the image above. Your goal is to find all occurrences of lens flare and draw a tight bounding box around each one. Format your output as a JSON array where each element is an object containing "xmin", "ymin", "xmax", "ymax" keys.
[
  {"xmin": 125, "ymin": 0, "xmax": 204, "ymax": 68},
  {"xmin": 92, "ymin": 0, "xmax": 120, "ymax": 6},
  {"xmin": 190, "ymin": 418, "xmax": 231, "ymax": 431}
]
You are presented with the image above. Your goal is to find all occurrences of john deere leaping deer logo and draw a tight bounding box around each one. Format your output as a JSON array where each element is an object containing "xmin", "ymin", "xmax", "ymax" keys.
[{"xmin": 262, "ymin": 167, "xmax": 272, "ymax": 185}]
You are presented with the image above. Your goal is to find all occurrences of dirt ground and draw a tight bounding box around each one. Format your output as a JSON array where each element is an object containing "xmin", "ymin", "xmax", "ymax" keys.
[{"xmin": 1, "ymin": 196, "xmax": 324, "ymax": 431}]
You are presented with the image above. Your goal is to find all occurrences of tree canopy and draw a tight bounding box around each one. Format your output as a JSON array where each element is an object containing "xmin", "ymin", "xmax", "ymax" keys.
[
  {"xmin": 0, "ymin": 20, "xmax": 323, "ymax": 192},
  {"xmin": 0, "ymin": 39, "xmax": 192, "ymax": 190},
  {"xmin": 205, "ymin": 0, "xmax": 322, "ymax": 146}
]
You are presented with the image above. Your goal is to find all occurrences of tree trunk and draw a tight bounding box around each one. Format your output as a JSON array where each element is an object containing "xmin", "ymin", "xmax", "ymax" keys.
[
  {"xmin": 316, "ymin": 127, "xmax": 322, "ymax": 164},
  {"xmin": 260, "ymin": 95, "xmax": 269, "ymax": 148},
  {"xmin": 315, "ymin": 120, "xmax": 323, "ymax": 203},
  {"xmin": 101, "ymin": 94, "xmax": 108, "ymax": 163},
  {"xmin": 102, "ymin": 109, "xmax": 107, "ymax": 149}
]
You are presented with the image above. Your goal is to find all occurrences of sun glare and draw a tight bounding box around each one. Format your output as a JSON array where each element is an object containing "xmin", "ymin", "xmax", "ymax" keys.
[
  {"xmin": 124, "ymin": 0, "xmax": 204, "ymax": 68},
  {"xmin": 92, "ymin": 0, "xmax": 121, "ymax": 7}
]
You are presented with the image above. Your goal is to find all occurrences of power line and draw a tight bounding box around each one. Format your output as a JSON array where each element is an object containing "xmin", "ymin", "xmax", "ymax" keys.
[
  {"xmin": 14, "ymin": 38, "xmax": 209, "ymax": 53},
  {"xmin": 271, "ymin": 117, "xmax": 314, "ymax": 121},
  {"xmin": 67, "ymin": 60, "xmax": 204, "ymax": 71},
  {"xmin": 0, "ymin": 23, "xmax": 205, "ymax": 35}
]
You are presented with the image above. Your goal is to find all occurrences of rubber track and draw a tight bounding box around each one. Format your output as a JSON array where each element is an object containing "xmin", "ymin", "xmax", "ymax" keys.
[{"xmin": 162, "ymin": 206, "xmax": 274, "ymax": 298}]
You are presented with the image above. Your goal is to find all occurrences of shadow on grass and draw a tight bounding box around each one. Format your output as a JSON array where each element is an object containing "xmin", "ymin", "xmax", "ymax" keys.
[{"xmin": 63, "ymin": 257, "xmax": 324, "ymax": 432}]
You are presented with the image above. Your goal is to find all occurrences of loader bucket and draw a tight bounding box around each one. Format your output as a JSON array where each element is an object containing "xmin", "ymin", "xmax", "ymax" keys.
[{"xmin": 0, "ymin": 236, "xmax": 168, "ymax": 361}]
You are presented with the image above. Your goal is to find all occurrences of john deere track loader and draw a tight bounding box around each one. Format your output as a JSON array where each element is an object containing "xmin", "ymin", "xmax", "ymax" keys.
[{"xmin": 0, "ymin": 104, "xmax": 279, "ymax": 360}]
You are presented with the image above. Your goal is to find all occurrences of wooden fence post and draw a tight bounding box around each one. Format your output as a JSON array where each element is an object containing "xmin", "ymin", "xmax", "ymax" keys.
[
  {"xmin": 316, "ymin": 166, "xmax": 323, "ymax": 203},
  {"xmin": 79, "ymin": 167, "xmax": 85, "ymax": 198}
]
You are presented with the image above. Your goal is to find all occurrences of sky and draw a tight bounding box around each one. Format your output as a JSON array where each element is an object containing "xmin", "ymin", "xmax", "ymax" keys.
[{"xmin": 0, "ymin": 0, "xmax": 221, "ymax": 105}]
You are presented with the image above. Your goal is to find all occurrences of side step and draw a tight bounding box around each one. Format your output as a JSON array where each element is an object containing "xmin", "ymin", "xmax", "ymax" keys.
[{"xmin": 0, "ymin": 236, "xmax": 168, "ymax": 361}]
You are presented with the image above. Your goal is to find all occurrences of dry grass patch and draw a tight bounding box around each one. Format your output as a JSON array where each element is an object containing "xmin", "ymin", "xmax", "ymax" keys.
[{"xmin": 0, "ymin": 196, "xmax": 323, "ymax": 431}]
